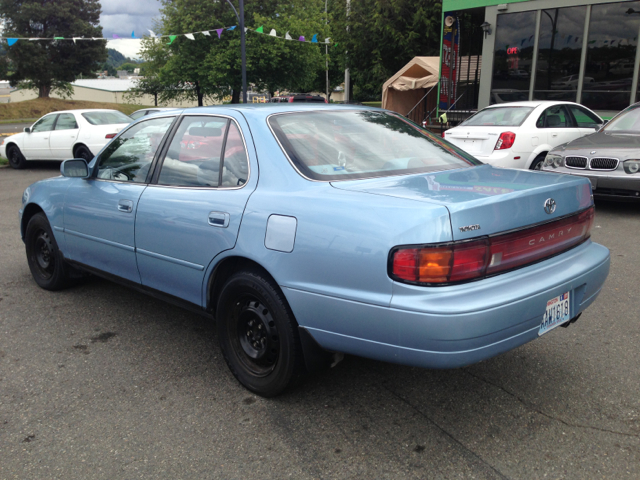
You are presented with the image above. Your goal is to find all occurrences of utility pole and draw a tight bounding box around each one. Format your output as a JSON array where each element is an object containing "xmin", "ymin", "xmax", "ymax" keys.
[
  {"xmin": 344, "ymin": 0, "xmax": 350, "ymax": 103},
  {"xmin": 325, "ymin": 0, "xmax": 329, "ymax": 100},
  {"xmin": 225, "ymin": 0, "xmax": 247, "ymax": 103}
]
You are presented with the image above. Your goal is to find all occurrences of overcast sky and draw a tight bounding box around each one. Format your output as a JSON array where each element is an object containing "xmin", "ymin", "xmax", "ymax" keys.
[{"xmin": 101, "ymin": 0, "xmax": 162, "ymax": 59}]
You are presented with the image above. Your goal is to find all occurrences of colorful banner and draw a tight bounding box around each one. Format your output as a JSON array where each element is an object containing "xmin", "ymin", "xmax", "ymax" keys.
[
  {"xmin": 1, "ymin": 25, "xmax": 332, "ymax": 46},
  {"xmin": 439, "ymin": 13, "xmax": 460, "ymax": 110}
]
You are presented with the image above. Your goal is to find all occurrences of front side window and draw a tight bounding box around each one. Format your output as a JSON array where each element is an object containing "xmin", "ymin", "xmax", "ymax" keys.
[
  {"xmin": 31, "ymin": 115, "xmax": 57, "ymax": 133},
  {"xmin": 55, "ymin": 113, "xmax": 78, "ymax": 130},
  {"xmin": 568, "ymin": 106, "xmax": 601, "ymax": 128},
  {"xmin": 536, "ymin": 106, "xmax": 572, "ymax": 128},
  {"xmin": 82, "ymin": 111, "xmax": 133, "ymax": 125},
  {"xmin": 461, "ymin": 107, "xmax": 533, "ymax": 127},
  {"xmin": 602, "ymin": 105, "xmax": 640, "ymax": 133},
  {"xmin": 96, "ymin": 116, "xmax": 174, "ymax": 183},
  {"xmin": 269, "ymin": 110, "xmax": 479, "ymax": 181}
]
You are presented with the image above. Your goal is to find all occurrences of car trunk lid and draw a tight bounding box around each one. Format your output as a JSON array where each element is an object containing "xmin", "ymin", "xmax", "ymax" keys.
[
  {"xmin": 331, "ymin": 165, "xmax": 593, "ymax": 241},
  {"xmin": 444, "ymin": 127, "xmax": 506, "ymax": 157}
]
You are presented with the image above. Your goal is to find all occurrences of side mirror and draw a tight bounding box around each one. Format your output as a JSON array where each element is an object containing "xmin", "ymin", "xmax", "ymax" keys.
[
  {"xmin": 23, "ymin": 127, "xmax": 31, "ymax": 133},
  {"xmin": 60, "ymin": 159, "xmax": 90, "ymax": 178}
]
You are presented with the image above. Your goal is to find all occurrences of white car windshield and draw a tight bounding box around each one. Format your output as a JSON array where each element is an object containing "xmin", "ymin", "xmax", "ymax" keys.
[
  {"xmin": 602, "ymin": 105, "xmax": 640, "ymax": 133},
  {"xmin": 461, "ymin": 107, "xmax": 534, "ymax": 127},
  {"xmin": 82, "ymin": 111, "xmax": 133, "ymax": 125},
  {"xmin": 269, "ymin": 110, "xmax": 479, "ymax": 181}
]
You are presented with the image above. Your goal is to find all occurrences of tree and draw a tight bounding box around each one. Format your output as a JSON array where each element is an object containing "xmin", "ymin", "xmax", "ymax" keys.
[
  {"xmin": 134, "ymin": 0, "xmax": 329, "ymax": 105},
  {"xmin": 118, "ymin": 62, "xmax": 139, "ymax": 73},
  {"xmin": 0, "ymin": 0, "xmax": 107, "ymax": 97},
  {"xmin": 331, "ymin": 0, "xmax": 442, "ymax": 101}
]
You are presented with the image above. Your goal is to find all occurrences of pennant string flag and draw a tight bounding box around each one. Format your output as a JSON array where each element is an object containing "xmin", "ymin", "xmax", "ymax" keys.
[
  {"xmin": 131, "ymin": 31, "xmax": 137, "ymax": 39},
  {"xmin": 7, "ymin": 38, "xmax": 17, "ymax": 46},
  {"xmin": 270, "ymin": 29, "xmax": 277, "ymax": 37},
  {"xmin": 255, "ymin": 25, "xmax": 264, "ymax": 33},
  {"xmin": 185, "ymin": 33, "xmax": 195, "ymax": 40},
  {"xmin": 299, "ymin": 36, "xmax": 305, "ymax": 42},
  {"xmin": 311, "ymin": 34, "xmax": 317, "ymax": 43},
  {"xmin": 167, "ymin": 35, "xmax": 177, "ymax": 45},
  {"xmin": 216, "ymin": 28, "xmax": 223, "ymax": 38},
  {"xmin": 202, "ymin": 31, "xmax": 211, "ymax": 36},
  {"xmin": 285, "ymin": 32, "xmax": 292, "ymax": 40}
]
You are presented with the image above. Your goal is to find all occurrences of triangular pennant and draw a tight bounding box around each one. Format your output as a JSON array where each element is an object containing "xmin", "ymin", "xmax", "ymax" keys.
[
  {"xmin": 227, "ymin": 26, "xmax": 236, "ymax": 30},
  {"xmin": 202, "ymin": 31, "xmax": 211, "ymax": 36},
  {"xmin": 54, "ymin": 36, "xmax": 64, "ymax": 40},
  {"xmin": 298, "ymin": 36, "xmax": 305, "ymax": 42},
  {"xmin": 312, "ymin": 34, "xmax": 318, "ymax": 43},
  {"xmin": 148, "ymin": 30, "xmax": 157, "ymax": 38},
  {"xmin": 216, "ymin": 28, "xmax": 223, "ymax": 38},
  {"xmin": 7, "ymin": 38, "xmax": 18, "ymax": 46},
  {"xmin": 269, "ymin": 29, "xmax": 277, "ymax": 37},
  {"xmin": 131, "ymin": 31, "xmax": 136, "ymax": 38},
  {"xmin": 255, "ymin": 25, "xmax": 264, "ymax": 33},
  {"xmin": 29, "ymin": 38, "xmax": 39, "ymax": 41},
  {"xmin": 112, "ymin": 34, "xmax": 119, "ymax": 39},
  {"xmin": 324, "ymin": 37, "xmax": 330, "ymax": 44},
  {"xmin": 185, "ymin": 33, "xmax": 195, "ymax": 40},
  {"xmin": 167, "ymin": 35, "xmax": 177, "ymax": 45},
  {"xmin": 73, "ymin": 37, "xmax": 79, "ymax": 43},
  {"xmin": 285, "ymin": 32, "xmax": 292, "ymax": 40},
  {"xmin": 244, "ymin": 27, "xmax": 248, "ymax": 33}
]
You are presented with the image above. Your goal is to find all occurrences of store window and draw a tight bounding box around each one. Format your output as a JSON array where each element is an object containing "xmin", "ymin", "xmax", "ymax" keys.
[
  {"xmin": 582, "ymin": 1, "xmax": 640, "ymax": 111},
  {"xmin": 533, "ymin": 6, "xmax": 586, "ymax": 102},
  {"xmin": 491, "ymin": 11, "xmax": 537, "ymax": 105}
]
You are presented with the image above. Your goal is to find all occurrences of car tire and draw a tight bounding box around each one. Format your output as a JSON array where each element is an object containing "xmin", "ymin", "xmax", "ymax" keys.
[
  {"xmin": 530, "ymin": 153, "xmax": 546, "ymax": 170},
  {"xmin": 7, "ymin": 145, "xmax": 27, "ymax": 169},
  {"xmin": 25, "ymin": 213, "xmax": 71, "ymax": 291},
  {"xmin": 216, "ymin": 269, "xmax": 305, "ymax": 397},
  {"xmin": 74, "ymin": 145, "xmax": 93, "ymax": 162}
]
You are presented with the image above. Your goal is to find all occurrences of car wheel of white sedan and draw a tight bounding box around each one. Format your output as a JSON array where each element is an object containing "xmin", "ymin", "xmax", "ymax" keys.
[
  {"xmin": 216, "ymin": 269, "xmax": 304, "ymax": 397},
  {"xmin": 530, "ymin": 153, "xmax": 546, "ymax": 170},
  {"xmin": 74, "ymin": 145, "xmax": 93, "ymax": 162},
  {"xmin": 7, "ymin": 145, "xmax": 27, "ymax": 169}
]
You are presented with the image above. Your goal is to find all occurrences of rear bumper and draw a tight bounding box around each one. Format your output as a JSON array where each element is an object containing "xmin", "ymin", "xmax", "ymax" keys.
[{"xmin": 285, "ymin": 240, "xmax": 610, "ymax": 369}]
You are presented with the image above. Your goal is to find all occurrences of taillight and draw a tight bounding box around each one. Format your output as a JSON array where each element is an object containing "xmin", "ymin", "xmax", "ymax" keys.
[
  {"xmin": 288, "ymin": 97, "xmax": 294, "ymax": 103},
  {"xmin": 494, "ymin": 131, "xmax": 516, "ymax": 150},
  {"xmin": 390, "ymin": 207, "xmax": 595, "ymax": 285},
  {"xmin": 441, "ymin": 131, "xmax": 445, "ymax": 138},
  {"xmin": 105, "ymin": 133, "xmax": 117, "ymax": 139}
]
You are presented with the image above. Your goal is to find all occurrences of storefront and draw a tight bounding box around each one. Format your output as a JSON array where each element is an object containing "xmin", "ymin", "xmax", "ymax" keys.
[{"xmin": 440, "ymin": 0, "xmax": 640, "ymax": 117}]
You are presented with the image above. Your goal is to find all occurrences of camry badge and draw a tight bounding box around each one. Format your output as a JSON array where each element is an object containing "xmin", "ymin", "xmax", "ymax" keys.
[
  {"xmin": 544, "ymin": 198, "xmax": 556, "ymax": 215},
  {"xmin": 459, "ymin": 224, "xmax": 481, "ymax": 233}
]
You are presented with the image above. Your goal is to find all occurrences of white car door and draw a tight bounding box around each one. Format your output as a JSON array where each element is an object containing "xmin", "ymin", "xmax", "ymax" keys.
[
  {"xmin": 22, "ymin": 114, "xmax": 57, "ymax": 159},
  {"xmin": 535, "ymin": 105, "xmax": 583, "ymax": 148},
  {"xmin": 49, "ymin": 113, "xmax": 80, "ymax": 159}
]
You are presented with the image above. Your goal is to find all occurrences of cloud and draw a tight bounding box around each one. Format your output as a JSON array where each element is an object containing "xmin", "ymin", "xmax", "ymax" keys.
[{"xmin": 100, "ymin": 0, "xmax": 161, "ymax": 58}]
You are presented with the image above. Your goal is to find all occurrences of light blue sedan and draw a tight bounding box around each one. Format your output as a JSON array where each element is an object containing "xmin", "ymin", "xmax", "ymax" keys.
[{"xmin": 19, "ymin": 104, "xmax": 610, "ymax": 396}]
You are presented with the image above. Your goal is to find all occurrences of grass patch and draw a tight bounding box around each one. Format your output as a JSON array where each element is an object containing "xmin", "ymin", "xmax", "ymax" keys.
[
  {"xmin": 0, "ymin": 98, "xmax": 152, "ymax": 121},
  {"xmin": 361, "ymin": 101, "xmax": 382, "ymax": 108},
  {"xmin": 0, "ymin": 156, "xmax": 8, "ymax": 166}
]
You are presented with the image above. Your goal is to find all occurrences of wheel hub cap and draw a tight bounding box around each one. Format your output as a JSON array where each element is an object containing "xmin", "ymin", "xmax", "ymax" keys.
[{"xmin": 237, "ymin": 300, "xmax": 279, "ymax": 366}]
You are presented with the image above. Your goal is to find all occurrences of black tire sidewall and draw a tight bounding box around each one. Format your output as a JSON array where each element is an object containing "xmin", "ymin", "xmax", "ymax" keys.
[
  {"xmin": 216, "ymin": 270, "xmax": 302, "ymax": 397},
  {"xmin": 530, "ymin": 154, "xmax": 545, "ymax": 170},
  {"xmin": 25, "ymin": 213, "xmax": 69, "ymax": 290},
  {"xmin": 7, "ymin": 145, "xmax": 26, "ymax": 169},
  {"xmin": 75, "ymin": 146, "xmax": 93, "ymax": 162}
]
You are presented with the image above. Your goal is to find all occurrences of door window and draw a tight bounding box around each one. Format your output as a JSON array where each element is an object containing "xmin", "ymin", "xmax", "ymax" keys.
[
  {"xmin": 31, "ymin": 115, "xmax": 57, "ymax": 132},
  {"xmin": 96, "ymin": 116, "xmax": 174, "ymax": 183},
  {"xmin": 55, "ymin": 113, "xmax": 78, "ymax": 130},
  {"xmin": 567, "ymin": 106, "xmax": 601, "ymax": 128},
  {"xmin": 221, "ymin": 122, "xmax": 249, "ymax": 187},
  {"xmin": 536, "ymin": 105, "xmax": 572, "ymax": 128},
  {"xmin": 157, "ymin": 116, "xmax": 240, "ymax": 188}
]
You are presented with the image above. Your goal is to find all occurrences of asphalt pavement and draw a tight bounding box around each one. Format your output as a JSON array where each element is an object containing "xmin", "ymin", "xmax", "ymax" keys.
[{"xmin": 1, "ymin": 165, "xmax": 639, "ymax": 479}]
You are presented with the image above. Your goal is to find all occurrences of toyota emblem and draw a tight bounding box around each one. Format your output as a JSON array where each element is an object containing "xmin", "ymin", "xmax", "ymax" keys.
[{"xmin": 544, "ymin": 198, "xmax": 556, "ymax": 214}]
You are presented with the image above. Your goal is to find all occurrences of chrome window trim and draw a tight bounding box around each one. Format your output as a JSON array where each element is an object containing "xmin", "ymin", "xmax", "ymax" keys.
[
  {"xmin": 266, "ymin": 109, "xmax": 475, "ymax": 183},
  {"xmin": 152, "ymin": 113, "xmax": 251, "ymax": 191},
  {"xmin": 565, "ymin": 155, "xmax": 588, "ymax": 170},
  {"xmin": 589, "ymin": 157, "xmax": 619, "ymax": 171}
]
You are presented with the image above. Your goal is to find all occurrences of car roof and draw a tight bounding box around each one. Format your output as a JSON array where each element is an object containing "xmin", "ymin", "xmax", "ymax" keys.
[
  {"xmin": 483, "ymin": 101, "xmax": 579, "ymax": 109},
  {"xmin": 177, "ymin": 103, "xmax": 380, "ymax": 120},
  {"xmin": 41, "ymin": 109, "xmax": 124, "ymax": 115}
]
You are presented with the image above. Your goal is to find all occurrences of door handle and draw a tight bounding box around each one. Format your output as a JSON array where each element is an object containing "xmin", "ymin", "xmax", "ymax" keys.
[
  {"xmin": 208, "ymin": 211, "xmax": 230, "ymax": 228},
  {"xmin": 118, "ymin": 200, "xmax": 134, "ymax": 213}
]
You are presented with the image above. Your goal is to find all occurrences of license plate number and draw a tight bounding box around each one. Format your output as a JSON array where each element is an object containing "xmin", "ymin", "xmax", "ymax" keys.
[{"xmin": 539, "ymin": 291, "xmax": 571, "ymax": 336}]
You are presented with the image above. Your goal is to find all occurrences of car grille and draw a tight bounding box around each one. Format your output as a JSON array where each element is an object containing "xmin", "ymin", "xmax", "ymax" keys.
[
  {"xmin": 590, "ymin": 157, "xmax": 618, "ymax": 170},
  {"xmin": 565, "ymin": 156, "xmax": 587, "ymax": 169}
]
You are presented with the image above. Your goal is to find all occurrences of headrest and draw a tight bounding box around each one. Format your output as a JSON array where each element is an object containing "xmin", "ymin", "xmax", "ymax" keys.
[
  {"xmin": 546, "ymin": 115, "xmax": 561, "ymax": 127},
  {"xmin": 188, "ymin": 127, "xmax": 222, "ymax": 137}
]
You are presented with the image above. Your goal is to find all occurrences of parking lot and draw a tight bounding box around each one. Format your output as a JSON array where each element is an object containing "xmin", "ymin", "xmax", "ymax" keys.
[{"xmin": 1, "ymin": 164, "xmax": 639, "ymax": 479}]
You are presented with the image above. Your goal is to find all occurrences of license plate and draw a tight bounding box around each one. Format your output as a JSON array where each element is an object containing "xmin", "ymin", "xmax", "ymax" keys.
[{"xmin": 539, "ymin": 291, "xmax": 571, "ymax": 336}]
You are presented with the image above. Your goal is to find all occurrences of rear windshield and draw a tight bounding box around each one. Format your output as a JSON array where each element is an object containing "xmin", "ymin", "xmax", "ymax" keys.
[
  {"xmin": 602, "ymin": 104, "xmax": 640, "ymax": 133},
  {"xmin": 82, "ymin": 111, "xmax": 132, "ymax": 125},
  {"xmin": 461, "ymin": 107, "xmax": 533, "ymax": 127},
  {"xmin": 269, "ymin": 110, "xmax": 480, "ymax": 181}
]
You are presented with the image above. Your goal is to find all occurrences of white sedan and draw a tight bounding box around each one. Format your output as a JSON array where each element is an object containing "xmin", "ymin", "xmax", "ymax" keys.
[
  {"xmin": 444, "ymin": 101, "xmax": 604, "ymax": 170},
  {"xmin": 1, "ymin": 109, "xmax": 132, "ymax": 169}
]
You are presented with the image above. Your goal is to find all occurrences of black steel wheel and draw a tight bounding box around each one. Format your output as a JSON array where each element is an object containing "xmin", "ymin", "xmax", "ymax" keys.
[
  {"xmin": 74, "ymin": 145, "xmax": 93, "ymax": 162},
  {"xmin": 7, "ymin": 145, "xmax": 27, "ymax": 169},
  {"xmin": 216, "ymin": 269, "xmax": 304, "ymax": 397},
  {"xmin": 530, "ymin": 153, "xmax": 546, "ymax": 170},
  {"xmin": 25, "ymin": 213, "xmax": 71, "ymax": 290}
]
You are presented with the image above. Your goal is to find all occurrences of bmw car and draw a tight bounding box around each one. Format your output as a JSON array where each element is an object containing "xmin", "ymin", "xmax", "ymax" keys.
[
  {"xmin": 542, "ymin": 102, "xmax": 640, "ymax": 200},
  {"xmin": 19, "ymin": 104, "xmax": 610, "ymax": 396}
]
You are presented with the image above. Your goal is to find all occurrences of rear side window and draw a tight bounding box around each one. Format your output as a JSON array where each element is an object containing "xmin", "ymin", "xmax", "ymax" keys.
[
  {"xmin": 55, "ymin": 113, "xmax": 78, "ymax": 130},
  {"xmin": 536, "ymin": 105, "xmax": 572, "ymax": 128},
  {"xmin": 461, "ymin": 107, "xmax": 533, "ymax": 127},
  {"xmin": 269, "ymin": 110, "xmax": 479, "ymax": 181},
  {"xmin": 82, "ymin": 111, "xmax": 133, "ymax": 125}
]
